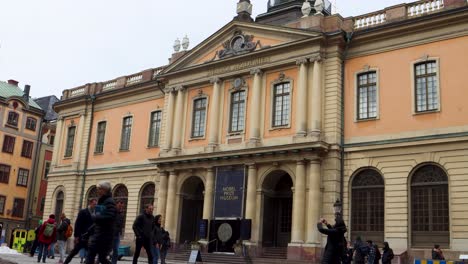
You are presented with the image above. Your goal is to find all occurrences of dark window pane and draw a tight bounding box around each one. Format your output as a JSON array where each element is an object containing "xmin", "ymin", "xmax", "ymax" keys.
[
  {"xmin": 149, "ymin": 112, "xmax": 162, "ymax": 147},
  {"xmin": 26, "ymin": 117, "xmax": 37, "ymax": 131},
  {"xmin": 192, "ymin": 98, "xmax": 207, "ymax": 138},
  {"xmin": 2, "ymin": 136, "xmax": 16, "ymax": 154},
  {"xmin": 273, "ymin": 83, "xmax": 290, "ymax": 127},
  {"xmin": 95, "ymin": 121, "xmax": 107, "ymax": 153},
  {"xmin": 17, "ymin": 169, "xmax": 29, "ymax": 187},
  {"xmin": 12, "ymin": 198, "xmax": 25, "ymax": 218},
  {"xmin": 7, "ymin": 112, "xmax": 19, "ymax": 127},
  {"xmin": 65, "ymin": 126, "xmax": 76, "ymax": 157},
  {"xmin": 21, "ymin": 140, "xmax": 34, "ymax": 158},
  {"xmin": 0, "ymin": 164, "xmax": 10, "ymax": 184},
  {"xmin": 120, "ymin": 117, "xmax": 133, "ymax": 150},
  {"xmin": 139, "ymin": 183, "xmax": 155, "ymax": 214},
  {"xmin": 415, "ymin": 61, "xmax": 438, "ymax": 112},
  {"xmin": 357, "ymin": 71, "xmax": 377, "ymax": 120}
]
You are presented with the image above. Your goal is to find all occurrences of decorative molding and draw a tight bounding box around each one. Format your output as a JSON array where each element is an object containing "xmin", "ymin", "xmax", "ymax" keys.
[
  {"xmin": 363, "ymin": 64, "xmax": 371, "ymax": 72},
  {"xmin": 175, "ymin": 86, "xmax": 186, "ymax": 93},
  {"xmin": 312, "ymin": 54, "xmax": 324, "ymax": 63},
  {"xmin": 273, "ymin": 72, "xmax": 292, "ymax": 84},
  {"xmin": 296, "ymin": 57, "xmax": 309, "ymax": 66},
  {"xmin": 218, "ymin": 30, "xmax": 258, "ymax": 59},
  {"xmin": 420, "ymin": 54, "xmax": 430, "ymax": 61},
  {"xmin": 250, "ymin": 68, "xmax": 263, "ymax": 76},
  {"xmin": 209, "ymin": 77, "xmax": 221, "ymax": 84},
  {"xmin": 231, "ymin": 77, "xmax": 246, "ymax": 91}
]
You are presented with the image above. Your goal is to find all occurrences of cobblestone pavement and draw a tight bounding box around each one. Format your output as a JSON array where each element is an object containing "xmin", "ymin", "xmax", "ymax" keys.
[{"xmin": 0, "ymin": 253, "xmax": 185, "ymax": 264}]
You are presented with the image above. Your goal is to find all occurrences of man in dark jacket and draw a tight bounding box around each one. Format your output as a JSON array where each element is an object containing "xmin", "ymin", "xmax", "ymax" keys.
[
  {"xmin": 317, "ymin": 216, "xmax": 347, "ymax": 264},
  {"xmin": 64, "ymin": 198, "xmax": 97, "ymax": 264},
  {"xmin": 112, "ymin": 199, "xmax": 125, "ymax": 264},
  {"xmin": 381, "ymin": 242, "xmax": 394, "ymax": 264},
  {"xmin": 86, "ymin": 181, "xmax": 117, "ymax": 264},
  {"xmin": 353, "ymin": 236, "xmax": 368, "ymax": 264},
  {"xmin": 57, "ymin": 213, "xmax": 71, "ymax": 264},
  {"xmin": 367, "ymin": 240, "xmax": 376, "ymax": 264},
  {"xmin": 132, "ymin": 204, "xmax": 155, "ymax": 264},
  {"xmin": 29, "ymin": 219, "xmax": 43, "ymax": 257},
  {"xmin": 432, "ymin": 244, "xmax": 445, "ymax": 260}
]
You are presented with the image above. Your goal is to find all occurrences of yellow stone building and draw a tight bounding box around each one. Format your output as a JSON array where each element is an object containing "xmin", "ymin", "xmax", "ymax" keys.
[{"xmin": 46, "ymin": 0, "xmax": 468, "ymax": 261}]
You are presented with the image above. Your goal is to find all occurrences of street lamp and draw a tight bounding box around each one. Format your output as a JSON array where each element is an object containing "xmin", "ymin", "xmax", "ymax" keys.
[{"xmin": 333, "ymin": 199, "xmax": 342, "ymax": 217}]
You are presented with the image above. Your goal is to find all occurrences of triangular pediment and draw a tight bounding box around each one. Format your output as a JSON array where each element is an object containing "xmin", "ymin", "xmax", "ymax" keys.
[{"xmin": 162, "ymin": 21, "xmax": 321, "ymax": 74}]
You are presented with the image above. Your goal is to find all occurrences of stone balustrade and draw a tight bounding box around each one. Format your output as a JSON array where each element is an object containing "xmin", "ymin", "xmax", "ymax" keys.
[
  {"xmin": 102, "ymin": 81, "xmax": 117, "ymax": 91},
  {"xmin": 69, "ymin": 87, "xmax": 86, "ymax": 97},
  {"xmin": 354, "ymin": 11, "xmax": 386, "ymax": 29},
  {"xmin": 408, "ymin": 0, "xmax": 444, "ymax": 16},
  {"xmin": 126, "ymin": 74, "xmax": 143, "ymax": 85}
]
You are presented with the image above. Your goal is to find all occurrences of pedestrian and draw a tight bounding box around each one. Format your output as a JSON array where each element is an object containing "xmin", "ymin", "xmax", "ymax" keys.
[
  {"xmin": 316, "ymin": 215, "xmax": 347, "ymax": 264},
  {"xmin": 57, "ymin": 213, "xmax": 71, "ymax": 264},
  {"xmin": 111, "ymin": 199, "xmax": 125, "ymax": 264},
  {"xmin": 30, "ymin": 219, "xmax": 43, "ymax": 257},
  {"xmin": 37, "ymin": 214, "xmax": 57, "ymax": 263},
  {"xmin": 432, "ymin": 244, "xmax": 445, "ymax": 260},
  {"xmin": 132, "ymin": 204, "xmax": 155, "ymax": 264},
  {"xmin": 85, "ymin": 181, "xmax": 117, "ymax": 264},
  {"xmin": 366, "ymin": 240, "xmax": 376, "ymax": 264},
  {"xmin": 381, "ymin": 242, "xmax": 394, "ymax": 264},
  {"xmin": 160, "ymin": 228, "xmax": 170, "ymax": 264},
  {"xmin": 342, "ymin": 241, "xmax": 354, "ymax": 264},
  {"xmin": 373, "ymin": 243, "xmax": 381, "ymax": 264},
  {"xmin": 48, "ymin": 238, "xmax": 57, "ymax": 260},
  {"xmin": 152, "ymin": 215, "xmax": 163, "ymax": 264},
  {"xmin": 353, "ymin": 236, "xmax": 368, "ymax": 264},
  {"xmin": 64, "ymin": 198, "xmax": 97, "ymax": 264}
]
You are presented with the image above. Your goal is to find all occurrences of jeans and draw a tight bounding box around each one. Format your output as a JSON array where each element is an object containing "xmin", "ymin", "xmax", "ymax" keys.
[
  {"xmin": 132, "ymin": 237, "xmax": 153, "ymax": 264},
  {"xmin": 30, "ymin": 239, "xmax": 38, "ymax": 256},
  {"xmin": 48, "ymin": 242, "xmax": 55, "ymax": 257},
  {"xmin": 160, "ymin": 249, "xmax": 167, "ymax": 264},
  {"xmin": 152, "ymin": 246, "xmax": 160, "ymax": 264},
  {"xmin": 64, "ymin": 240, "xmax": 87, "ymax": 264},
  {"xmin": 111, "ymin": 235, "xmax": 120, "ymax": 264},
  {"xmin": 58, "ymin": 240, "xmax": 66, "ymax": 261},
  {"xmin": 37, "ymin": 243, "xmax": 49, "ymax": 262}
]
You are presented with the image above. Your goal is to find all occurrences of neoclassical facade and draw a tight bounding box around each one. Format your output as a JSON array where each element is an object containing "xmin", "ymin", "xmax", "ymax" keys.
[{"xmin": 45, "ymin": 0, "xmax": 468, "ymax": 261}]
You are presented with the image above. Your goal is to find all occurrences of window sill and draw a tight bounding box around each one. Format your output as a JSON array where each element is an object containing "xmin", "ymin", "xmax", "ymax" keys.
[
  {"xmin": 119, "ymin": 149, "xmax": 130, "ymax": 152},
  {"xmin": 1, "ymin": 151, "xmax": 14, "ymax": 155},
  {"xmin": 16, "ymin": 184, "xmax": 27, "ymax": 188},
  {"xmin": 62, "ymin": 156, "xmax": 72, "ymax": 160},
  {"xmin": 25, "ymin": 128, "xmax": 37, "ymax": 132},
  {"xmin": 5, "ymin": 123, "xmax": 18, "ymax": 130},
  {"xmin": 146, "ymin": 145, "xmax": 160, "ymax": 149},
  {"xmin": 227, "ymin": 131, "xmax": 244, "ymax": 137},
  {"xmin": 355, "ymin": 117, "xmax": 378, "ymax": 123},
  {"xmin": 94, "ymin": 152, "xmax": 104, "ymax": 155},
  {"xmin": 21, "ymin": 155, "xmax": 32, "ymax": 159},
  {"xmin": 413, "ymin": 109, "xmax": 440, "ymax": 115},
  {"xmin": 269, "ymin": 125, "xmax": 290, "ymax": 131},
  {"xmin": 189, "ymin": 137, "xmax": 206, "ymax": 142}
]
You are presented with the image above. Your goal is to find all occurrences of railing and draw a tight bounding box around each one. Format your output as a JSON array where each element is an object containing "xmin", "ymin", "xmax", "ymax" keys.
[
  {"xmin": 102, "ymin": 81, "xmax": 117, "ymax": 91},
  {"xmin": 207, "ymin": 238, "xmax": 218, "ymax": 253},
  {"xmin": 354, "ymin": 12, "xmax": 386, "ymax": 29},
  {"xmin": 126, "ymin": 74, "xmax": 143, "ymax": 85},
  {"xmin": 153, "ymin": 66, "xmax": 165, "ymax": 79},
  {"xmin": 408, "ymin": 0, "xmax": 444, "ymax": 17},
  {"xmin": 69, "ymin": 87, "xmax": 85, "ymax": 97}
]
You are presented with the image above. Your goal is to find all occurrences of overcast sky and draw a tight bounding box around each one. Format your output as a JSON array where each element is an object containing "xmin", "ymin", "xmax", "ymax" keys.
[{"xmin": 0, "ymin": 0, "xmax": 408, "ymax": 98}]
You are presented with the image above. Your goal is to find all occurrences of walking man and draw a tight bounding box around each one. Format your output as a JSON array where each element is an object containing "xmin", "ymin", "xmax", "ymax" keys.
[
  {"xmin": 37, "ymin": 214, "xmax": 57, "ymax": 263},
  {"xmin": 57, "ymin": 213, "xmax": 71, "ymax": 264},
  {"xmin": 112, "ymin": 199, "xmax": 125, "ymax": 264},
  {"xmin": 367, "ymin": 240, "xmax": 376, "ymax": 264},
  {"xmin": 85, "ymin": 181, "xmax": 117, "ymax": 264},
  {"xmin": 132, "ymin": 204, "xmax": 154, "ymax": 264},
  {"xmin": 29, "ymin": 219, "xmax": 43, "ymax": 257},
  {"xmin": 64, "ymin": 198, "xmax": 97, "ymax": 264}
]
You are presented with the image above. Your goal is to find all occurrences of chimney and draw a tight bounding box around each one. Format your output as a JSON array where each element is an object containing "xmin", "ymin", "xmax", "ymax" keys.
[
  {"xmin": 7, "ymin": 79, "xmax": 19, "ymax": 86},
  {"xmin": 23, "ymin": 85, "xmax": 31, "ymax": 102}
]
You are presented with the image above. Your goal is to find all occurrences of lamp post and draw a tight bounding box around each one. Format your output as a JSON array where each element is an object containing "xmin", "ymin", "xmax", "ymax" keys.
[{"xmin": 333, "ymin": 198, "xmax": 342, "ymax": 218}]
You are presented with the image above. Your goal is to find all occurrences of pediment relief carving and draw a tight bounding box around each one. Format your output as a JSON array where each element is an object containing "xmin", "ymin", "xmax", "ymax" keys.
[{"xmin": 217, "ymin": 30, "xmax": 262, "ymax": 59}]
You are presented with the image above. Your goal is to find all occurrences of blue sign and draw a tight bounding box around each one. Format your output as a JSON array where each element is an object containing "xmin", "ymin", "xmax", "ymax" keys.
[{"xmin": 214, "ymin": 166, "xmax": 246, "ymax": 218}]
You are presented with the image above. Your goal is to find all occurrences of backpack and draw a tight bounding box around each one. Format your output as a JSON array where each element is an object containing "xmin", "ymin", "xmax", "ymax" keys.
[
  {"xmin": 43, "ymin": 223, "xmax": 55, "ymax": 237},
  {"xmin": 65, "ymin": 222, "xmax": 73, "ymax": 238}
]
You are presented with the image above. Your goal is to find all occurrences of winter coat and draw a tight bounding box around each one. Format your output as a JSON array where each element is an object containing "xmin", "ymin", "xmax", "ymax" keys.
[
  {"xmin": 89, "ymin": 193, "xmax": 117, "ymax": 245},
  {"xmin": 154, "ymin": 224, "xmax": 163, "ymax": 245},
  {"xmin": 161, "ymin": 229, "xmax": 171, "ymax": 251},
  {"xmin": 317, "ymin": 223, "xmax": 347, "ymax": 264},
  {"xmin": 432, "ymin": 249, "xmax": 445, "ymax": 260},
  {"xmin": 57, "ymin": 218, "xmax": 71, "ymax": 241},
  {"xmin": 38, "ymin": 218, "xmax": 57, "ymax": 245},
  {"xmin": 353, "ymin": 240, "xmax": 368, "ymax": 264},
  {"xmin": 133, "ymin": 212, "xmax": 155, "ymax": 242},
  {"xmin": 114, "ymin": 210, "xmax": 125, "ymax": 237},
  {"xmin": 382, "ymin": 247, "xmax": 394, "ymax": 264},
  {"xmin": 73, "ymin": 207, "xmax": 94, "ymax": 238}
]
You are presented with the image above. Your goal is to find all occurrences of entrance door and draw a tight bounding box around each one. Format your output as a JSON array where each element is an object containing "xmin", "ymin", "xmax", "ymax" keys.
[
  {"xmin": 179, "ymin": 177, "xmax": 204, "ymax": 244},
  {"xmin": 262, "ymin": 171, "xmax": 293, "ymax": 247}
]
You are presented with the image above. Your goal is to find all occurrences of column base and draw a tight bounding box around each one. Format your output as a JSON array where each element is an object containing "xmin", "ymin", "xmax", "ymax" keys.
[
  {"xmin": 247, "ymin": 138, "xmax": 261, "ymax": 147},
  {"xmin": 205, "ymin": 144, "xmax": 218, "ymax": 153},
  {"xmin": 293, "ymin": 133, "xmax": 308, "ymax": 143},
  {"xmin": 308, "ymin": 130, "xmax": 321, "ymax": 141}
]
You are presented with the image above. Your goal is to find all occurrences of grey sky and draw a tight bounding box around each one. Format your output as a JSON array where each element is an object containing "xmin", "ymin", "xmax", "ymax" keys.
[{"xmin": 0, "ymin": 0, "xmax": 408, "ymax": 98}]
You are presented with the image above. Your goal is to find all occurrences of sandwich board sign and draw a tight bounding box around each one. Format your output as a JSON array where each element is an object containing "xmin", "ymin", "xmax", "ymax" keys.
[{"xmin": 188, "ymin": 249, "xmax": 202, "ymax": 263}]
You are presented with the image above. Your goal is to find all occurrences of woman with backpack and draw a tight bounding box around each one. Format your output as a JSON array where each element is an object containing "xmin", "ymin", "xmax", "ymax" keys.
[{"xmin": 37, "ymin": 214, "xmax": 57, "ymax": 263}]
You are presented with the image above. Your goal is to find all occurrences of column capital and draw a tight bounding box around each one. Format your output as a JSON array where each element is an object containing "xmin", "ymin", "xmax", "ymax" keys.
[
  {"xmin": 296, "ymin": 159, "xmax": 307, "ymax": 165},
  {"xmin": 309, "ymin": 159, "xmax": 321, "ymax": 165},
  {"xmin": 175, "ymin": 85, "xmax": 186, "ymax": 93},
  {"xmin": 168, "ymin": 170, "xmax": 178, "ymax": 176},
  {"xmin": 311, "ymin": 54, "xmax": 325, "ymax": 63},
  {"xmin": 164, "ymin": 87, "xmax": 176, "ymax": 94},
  {"xmin": 246, "ymin": 163, "xmax": 257, "ymax": 169},
  {"xmin": 209, "ymin": 77, "xmax": 221, "ymax": 84},
  {"xmin": 296, "ymin": 57, "xmax": 309, "ymax": 66},
  {"xmin": 206, "ymin": 167, "xmax": 215, "ymax": 173},
  {"xmin": 159, "ymin": 171, "xmax": 169, "ymax": 177},
  {"xmin": 250, "ymin": 68, "xmax": 263, "ymax": 76}
]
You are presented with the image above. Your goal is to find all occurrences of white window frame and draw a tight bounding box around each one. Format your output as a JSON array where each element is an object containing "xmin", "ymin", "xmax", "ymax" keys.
[
  {"xmin": 269, "ymin": 76, "xmax": 293, "ymax": 130},
  {"xmin": 354, "ymin": 67, "xmax": 380, "ymax": 122},
  {"xmin": 190, "ymin": 94, "xmax": 209, "ymax": 140},
  {"xmin": 411, "ymin": 57, "xmax": 441, "ymax": 115}
]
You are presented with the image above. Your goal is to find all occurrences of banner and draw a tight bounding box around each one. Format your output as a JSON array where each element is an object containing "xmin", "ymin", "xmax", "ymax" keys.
[{"xmin": 214, "ymin": 166, "xmax": 245, "ymax": 218}]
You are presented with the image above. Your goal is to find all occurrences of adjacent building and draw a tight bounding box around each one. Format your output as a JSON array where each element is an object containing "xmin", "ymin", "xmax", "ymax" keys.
[{"xmin": 46, "ymin": 0, "xmax": 468, "ymax": 261}]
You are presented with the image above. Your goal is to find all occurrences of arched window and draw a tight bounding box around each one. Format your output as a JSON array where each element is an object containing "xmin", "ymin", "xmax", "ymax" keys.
[
  {"xmin": 86, "ymin": 186, "xmax": 98, "ymax": 204},
  {"xmin": 55, "ymin": 191, "xmax": 64, "ymax": 218},
  {"xmin": 139, "ymin": 183, "xmax": 155, "ymax": 214},
  {"xmin": 411, "ymin": 164, "xmax": 449, "ymax": 247},
  {"xmin": 351, "ymin": 169, "xmax": 384, "ymax": 243},
  {"xmin": 113, "ymin": 184, "xmax": 128, "ymax": 234}
]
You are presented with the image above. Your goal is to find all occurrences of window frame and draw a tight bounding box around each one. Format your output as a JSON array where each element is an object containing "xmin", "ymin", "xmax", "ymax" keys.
[
  {"xmin": 354, "ymin": 69, "xmax": 380, "ymax": 121},
  {"xmin": 6, "ymin": 111, "xmax": 19, "ymax": 127},
  {"xmin": 64, "ymin": 126, "xmax": 76, "ymax": 157},
  {"xmin": 43, "ymin": 161, "xmax": 51, "ymax": 179},
  {"xmin": 94, "ymin": 121, "xmax": 107, "ymax": 153},
  {"xmin": 21, "ymin": 140, "xmax": 34, "ymax": 158},
  {"xmin": 0, "ymin": 164, "xmax": 11, "ymax": 184},
  {"xmin": 16, "ymin": 168, "xmax": 29, "ymax": 187},
  {"xmin": 25, "ymin": 117, "xmax": 37, "ymax": 131},
  {"xmin": 120, "ymin": 116, "xmax": 133, "ymax": 151},
  {"xmin": 191, "ymin": 97, "xmax": 208, "ymax": 139},
  {"xmin": 11, "ymin": 198, "xmax": 25, "ymax": 218},
  {"xmin": 411, "ymin": 58, "xmax": 441, "ymax": 114},
  {"xmin": 148, "ymin": 111, "xmax": 162, "ymax": 147},
  {"xmin": 269, "ymin": 77, "xmax": 293, "ymax": 130},
  {"xmin": 229, "ymin": 89, "xmax": 247, "ymax": 133},
  {"xmin": 2, "ymin": 135, "xmax": 16, "ymax": 154},
  {"xmin": 0, "ymin": 195, "xmax": 6, "ymax": 214}
]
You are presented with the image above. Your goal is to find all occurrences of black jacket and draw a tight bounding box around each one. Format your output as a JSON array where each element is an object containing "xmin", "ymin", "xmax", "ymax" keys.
[
  {"xmin": 114, "ymin": 210, "xmax": 125, "ymax": 237},
  {"xmin": 353, "ymin": 240, "xmax": 368, "ymax": 264},
  {"xmin": 153, "ymin": 224, "xmax": 163, "ymax": 245},
  {"xmin": 317, "ymin": 223, "xmax": 347, "ymax": 264},
  {"xmin": 74, "ymin": 207, "xmax": 94, "ymax": 238},
  {"xmin": 90, "ymin": 193, "xmax": 117, "ymax": 243},
  {"xmin": 57, "ymin": 218, "xmax": 70, "ymax": 241},
  {"xmin": 382, "ymin": 248, "xmax": 394, "ymax": 264},
  {"xmin": 133, "ymin": 212, "xmax": 155, "ymax": 241}
]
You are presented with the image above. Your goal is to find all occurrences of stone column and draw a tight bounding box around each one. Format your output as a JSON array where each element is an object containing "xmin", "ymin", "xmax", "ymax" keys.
[
  {"xmin": 163, "ymin": 89, "xmax": 176, "ymax": 152},
  {"xmin": 296, "ymin": 58, "xmax": 308, "ymax": 137},
  {"xmin": 291, "ymin": 160, "xmax": 306, "ymax": 243},
  {"xmin": 208, "ymin": 78, "xmax": 221, "ymax": 149},
  {"xmin": 306, "ymin": 160, "xmax": 321, "ymax": 244},
  {"xmin": 309, "ymin": 56, "xmax": 323, "ymax": 137},
  {"xmin": 51, "ymin": 117, "xmax": 64, "ymax": 167},
  {"xmin": 165, "ymin": 171, "xmax": 178, "ymax": 236},
  {"xmin": 172, "ymin": 86, "xmax": 185, "ymax": 152},
  {"xmin": 203, "ymin": 168, "xmax": 215, "ymax": 220},
  {"xmin": 73, "ymin": 114, "xmax": 86, "ymax": 165},
  {"xmin": 156, "ymin": 171, "xmax": 169, "ymax": 224},
  {"xmin": 245, "ymin": 164, "xmax": 257, "ymax": 240},
  {"xmin": 248, "ymin": 69, "xmax": 263, "ymax": 145}
]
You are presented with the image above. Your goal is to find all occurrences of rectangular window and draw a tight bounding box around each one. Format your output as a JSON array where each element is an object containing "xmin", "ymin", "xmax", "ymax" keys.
[
  {"xmin": 415, "ymin": 61, "xmax": 438, "ymax": 112},
  {"xmin": 0, "ymin": 195, "xmax": 6, "ymax": 214},
  {"xmin": 49, "ymin": 135, "xmax": 55, "ymax": 145},
  {"xmin": 148, "ymin": 111, "xmax": 162, "ymax": 147},
  {"xmin": 95, "ymin": 121, "xmax": 107, "ymax": 153},
  {"xmin": 0, "ymin": 164, "xmax": 10, "ymax": 184},
  {"xmin": 17, "ymin": 168, "xmax": 29, "ymax": 187},
  {"xmin": 64, "ymin": 126, "xmax": 76, "ymax": 157},
  {"xmin": 11, "ymin": 198, "xmax": 25, "ymax": 218},
  {"xmin": 40, "ymin": 197, "xmax": 45, "ymax": 213},
  {"xmin": 120, "ymin": 116, "xmax": 133, "ymax": 150},
  {"xmin": 7, "ymin": 111, "xmax": 19, "ymax": 127},
  {"xmin": 272, "ymin": 83, "xmax": 290, "ymax": 127},
  {"xmin": 44, "ymin": 162, "xmax": 51, "ymax": 179},
  {"xmin": 26, "ymin": 117, "xmax": 37, "ymax": 131},
  {"xmin": 2, "ymin": 135, "xmax": 15, "ymax": 154},
  {"xmin": 229, "ymin": 91, "xmax": 246, "ymax": 132},
  {"xmin": 21, "ymin": 140, "xmax": 34, "ymax": 158},
  {"xmin": 357, "ymin": 72, "xmax": 377, "ymax": 120},
  {"xmin": 191, "ymin": 98, "xmax": 207, "ymax": 138}
]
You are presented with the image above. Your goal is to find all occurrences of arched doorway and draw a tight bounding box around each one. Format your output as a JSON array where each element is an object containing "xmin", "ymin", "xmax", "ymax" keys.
[
  {"xmin": 261, "ymin": 170, "xmax": 293, "ymax": 248},
  {"xmin": 86, "ymin": 186, "xmax": 98, "ymax": 203},
  {"xmin": 411, "ymin": 164, "xmax": 449, "ymax": 247},
  {"xmin": 179, "ymin": 176, "xmax": 204, "ymax": 244},
  {"xmin": 54, "ymin": 191, "xmax": 64, "ymax": 218},
  {"xmin": 351, "ymin": 168, "xmax": 384, "ymax": 244},
  {"xmin": 113, "ymin": 184, "xmax": 128, "ymax": 234},
  {"xmin": 139, "ymin": 183, "xmax": 155, "ymax": 214}
]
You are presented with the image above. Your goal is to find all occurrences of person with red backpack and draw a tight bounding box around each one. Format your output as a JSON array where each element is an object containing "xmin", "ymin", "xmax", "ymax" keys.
[
  {"xmin": 37, "ymin": 214, "xmax": 57, "ymax": 263},
  {"xmin": 57, "ymin": 213, "xmax": 71, "ymax": 264}
]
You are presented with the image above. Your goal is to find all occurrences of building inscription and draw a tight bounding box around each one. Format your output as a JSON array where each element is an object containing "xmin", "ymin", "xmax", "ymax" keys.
[{"xmin": 207, "ymin": 57, "xmax": 271, "ymax": 76}]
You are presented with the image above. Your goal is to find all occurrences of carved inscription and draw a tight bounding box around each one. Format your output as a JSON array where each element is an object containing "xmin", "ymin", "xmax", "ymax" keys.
[{"xmin": 207, "ymin": 57, "xmax": 271, "ymax": 76}]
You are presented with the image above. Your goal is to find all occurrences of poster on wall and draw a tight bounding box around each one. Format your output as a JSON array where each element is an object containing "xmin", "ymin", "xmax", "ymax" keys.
[{"xmin": 213, "ymin": 165, "xmax": 246, "ymax": 218}]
